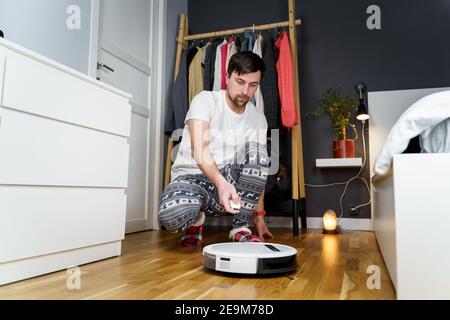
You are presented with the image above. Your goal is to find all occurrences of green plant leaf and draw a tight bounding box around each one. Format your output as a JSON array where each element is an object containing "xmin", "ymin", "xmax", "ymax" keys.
[{"xmin": 308, "ymin": 86, "xmax": 358, "ymax": 139}]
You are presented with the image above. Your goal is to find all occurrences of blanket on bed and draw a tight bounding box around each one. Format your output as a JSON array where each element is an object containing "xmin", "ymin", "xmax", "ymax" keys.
[{"xmin": 374, "ymin": 90, "xmax": 450, "ymax": 176}]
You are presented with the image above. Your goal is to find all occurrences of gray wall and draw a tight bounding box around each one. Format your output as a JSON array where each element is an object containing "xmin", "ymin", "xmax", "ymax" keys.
[
  {"xmin": 187, "ymin": 0, "xmax": 450, "ymax": 219},
  {"xmin": 0, "ymin": 0, "xmax": 92, "ymax": 74}
]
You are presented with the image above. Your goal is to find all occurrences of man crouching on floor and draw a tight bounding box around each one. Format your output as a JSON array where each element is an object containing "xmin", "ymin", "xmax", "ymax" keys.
[{"xmin": 159, "ymin": 51, "xmax": 274, "ymax": 248}]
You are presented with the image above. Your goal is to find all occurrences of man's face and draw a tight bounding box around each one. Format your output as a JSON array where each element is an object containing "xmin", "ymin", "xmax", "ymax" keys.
[{"xmin": 226, "ymin": 71, "xmax": 261, "ymax": 108}]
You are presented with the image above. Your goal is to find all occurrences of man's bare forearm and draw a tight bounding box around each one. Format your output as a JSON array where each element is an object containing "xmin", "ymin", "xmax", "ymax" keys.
[
  {"xmin": 192, "ymin": 146, "xmax": 226, "ymax": 188},
  {"xmin": 188, "ymin": 119, "xmax": 226, "ymax": 187},
  {"xmin": 256, "ymin": 188, "xmax": 265, "ymax": 211}
]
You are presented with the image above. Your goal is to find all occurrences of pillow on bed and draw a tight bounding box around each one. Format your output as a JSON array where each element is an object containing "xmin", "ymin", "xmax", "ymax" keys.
[{"xmin": 374, "ymin": 90, "xmax": 450, "ymax": 176}]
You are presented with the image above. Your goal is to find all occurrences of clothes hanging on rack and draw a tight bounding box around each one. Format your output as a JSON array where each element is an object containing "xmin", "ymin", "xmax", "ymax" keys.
[
  {"xmin": 165, "ymin": 45, "xmax": 198, "ymax": 135},
  {"xmin": 203, "ymin": 38, "xmax": 222, "ymax": 91},
  {"xmin": 189, "ymin": 47, "xmax": 204, "ymax": 104},
  {"xmin": 275, "ymin": 31, "xmax": 298, "ymax": 128},
  {"xmin": 265, "ymin": 128, "xmax": 292, "ymax": 196},
  {"xmin": 220, "ymin": 39, "xmax": 231, "ymax": 90},
  {"xmin": 240, "ymin": 29, "xmax": 256, "ymax": 52},
  {"xmin": 252, "ymin": 34, "xmax": 264, "ymax": 114},
  {"xmin": 225, "ymin": 39, "xmax": 238, "ymax": 78},
  {"xmin": 261, "ymin": 30, "xmax": 281, "ymax": 129},
  {"xmin": 259, "ymin": 30, "xmax": 282, "ymax": 193},
  {"xmin": 201, "ymin": 42, "xmax": 210, "ymax": 65},
  {"xmin": 212, "ymin": 39, "xmax": 226, "ymax": 91},
  {"xmin": 167, "ymin": 29, "xmax": 299, "ymax": 135}
]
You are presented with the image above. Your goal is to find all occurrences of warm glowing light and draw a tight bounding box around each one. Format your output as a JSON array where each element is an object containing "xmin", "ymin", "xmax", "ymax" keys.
[
  {"xmin": 322, "ymin": 235, "xmax": 338, "ymax": 269},
  {"xmin": 323, "ymin": 209, "xmax": 337, "ymax": 233}
]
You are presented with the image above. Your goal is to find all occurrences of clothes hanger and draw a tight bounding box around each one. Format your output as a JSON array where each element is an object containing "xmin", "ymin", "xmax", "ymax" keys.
[
  {"xmin": 192, "ymin": 39, "xmax": 201, "ymax": 50},
  {"xmin": 233, "ymin": 33, "xmax": 241, "ymax": 47},
  {"xmin": 271, "ymin": 27, "xmax": 277, "ymax": 40},
  {"xmin": 257, "ymin": 29, "xmax": 262, "ymax": 39},
  {"xmin": 275, "ymin": 26, "xmax": 280, "ymax": 38}
]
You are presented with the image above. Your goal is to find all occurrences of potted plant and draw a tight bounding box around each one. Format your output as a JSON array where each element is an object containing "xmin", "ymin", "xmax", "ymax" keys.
[{"xmin": 309, "ymin": 87, "xmax": 358, "ymax": 158}]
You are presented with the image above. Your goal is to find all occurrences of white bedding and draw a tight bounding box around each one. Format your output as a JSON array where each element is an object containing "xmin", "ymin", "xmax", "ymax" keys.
[
  {"xmin": 421, "ymin": 117, "xmax": 450, "ymax": 153},
  {"xmin": 374, "ymin": 90, "xmax": 450, "ymax": 176}
]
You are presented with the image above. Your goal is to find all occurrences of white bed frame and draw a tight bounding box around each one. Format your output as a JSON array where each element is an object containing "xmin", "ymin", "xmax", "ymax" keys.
[
  {"xmin": 0, "ymin": 38, "xmax": 132, "ymax": 285},
  {"xmin": 368, "ymin": 87, "xmax": 450, "ymax": 299}
]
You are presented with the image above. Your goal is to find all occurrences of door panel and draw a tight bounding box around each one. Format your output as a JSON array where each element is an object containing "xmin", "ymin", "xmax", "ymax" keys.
[
  {"xmin": 98, "ymin": 50, "xmax": 149, "ymax": 109},
  {"xmin": 100, "ymin": 0, "xmax": 151, "ymax": 64},
  {"xmin": 97, "ymin": 0, "xmax": 151, "ymax": 233}
]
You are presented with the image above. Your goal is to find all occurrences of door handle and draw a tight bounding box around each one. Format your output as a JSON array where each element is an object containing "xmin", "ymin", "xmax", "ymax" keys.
[{"xmin": 97, "ymin": 62, "xmax": 115, "ymax": 72}]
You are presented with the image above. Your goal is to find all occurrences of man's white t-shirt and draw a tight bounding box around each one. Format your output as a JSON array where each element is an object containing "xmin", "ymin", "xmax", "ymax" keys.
[{"xmin": 171, "ymin": 90, "xmax": 268, "ymax": 181}]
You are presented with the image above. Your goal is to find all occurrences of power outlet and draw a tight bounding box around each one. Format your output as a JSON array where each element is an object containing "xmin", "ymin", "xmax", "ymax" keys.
[{"xmin": 350, "ymin": 205, "xmax": 359, "ymax": 216}]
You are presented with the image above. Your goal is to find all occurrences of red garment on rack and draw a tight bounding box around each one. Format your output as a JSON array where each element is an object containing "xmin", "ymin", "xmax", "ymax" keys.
[
  {"xmin": 221, "ymin": 38, "xmax": 234, "ymax": 90},
  {"xmin": 221, "ymin": 41, "xmax": 229, "ymax": 90},
  {"xmin": 275, "ymin": 31, "xmax": 298, "ymax": 128}
]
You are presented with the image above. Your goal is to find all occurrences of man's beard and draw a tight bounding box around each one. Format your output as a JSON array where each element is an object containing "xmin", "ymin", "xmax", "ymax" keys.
[{"xmin": 230, "ymin": 94, "xmax": 249, "ymax": 108}]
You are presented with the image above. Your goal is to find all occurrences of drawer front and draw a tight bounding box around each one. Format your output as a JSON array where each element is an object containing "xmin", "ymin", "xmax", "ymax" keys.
[
  {"xmin": 0, "ymin": 186, "xmax": 126, "ymax": 262},
  {"xmin": 2, "ymin": 48, "xmax": 131, "ymax": 137},
  {"xmin": 0, "ymin": 108, "xmax": 129, "ymax": 187}
]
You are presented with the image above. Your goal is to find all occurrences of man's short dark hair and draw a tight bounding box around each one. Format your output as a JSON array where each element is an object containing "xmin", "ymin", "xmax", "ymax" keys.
[{"xmin": 227, "ymin": 51, "xmax": 266, "ymax": 78}]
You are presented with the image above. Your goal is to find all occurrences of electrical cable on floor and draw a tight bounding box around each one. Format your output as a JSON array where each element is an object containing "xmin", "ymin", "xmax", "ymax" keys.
[{"xmin": 305, "ymin": 121, "xmax": 372, "ymax": 228}]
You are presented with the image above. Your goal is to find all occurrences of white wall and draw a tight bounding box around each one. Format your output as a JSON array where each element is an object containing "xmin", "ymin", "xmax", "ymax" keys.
[{"xmin": 0, "ymin": 0, "xmax": 92, "ymax": 74}]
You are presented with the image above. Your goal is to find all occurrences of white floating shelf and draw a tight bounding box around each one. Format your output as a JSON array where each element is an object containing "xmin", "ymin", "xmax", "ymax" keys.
[{"xmin": 316, "ymin": 158, "xmax": 362, "ymax": 168}]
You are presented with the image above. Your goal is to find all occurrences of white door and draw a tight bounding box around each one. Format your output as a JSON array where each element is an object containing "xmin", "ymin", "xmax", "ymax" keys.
[{"xmin": 91, "ymin": 0, "xmax": 165, "ymax": 233}]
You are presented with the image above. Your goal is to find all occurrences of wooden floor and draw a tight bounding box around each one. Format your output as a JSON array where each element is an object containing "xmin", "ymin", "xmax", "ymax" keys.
[{"xmin": 0, "ymin": 227, "xmax": 396, "ymax": 300}]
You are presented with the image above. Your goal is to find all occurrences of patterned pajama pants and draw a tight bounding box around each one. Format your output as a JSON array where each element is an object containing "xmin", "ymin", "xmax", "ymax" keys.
[{"xmin": 159, "ymin": 141, "xmax": 269, "ymax": 232}]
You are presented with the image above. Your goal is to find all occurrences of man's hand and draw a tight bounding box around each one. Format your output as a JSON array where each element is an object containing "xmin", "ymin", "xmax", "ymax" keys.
[
  {"xmin": 253, "ymin": 216, "xmax": 274, "ymax": 242},
  {"xmin": 217, "ymin": 178, "xmax": 241, "ymax": 214}
]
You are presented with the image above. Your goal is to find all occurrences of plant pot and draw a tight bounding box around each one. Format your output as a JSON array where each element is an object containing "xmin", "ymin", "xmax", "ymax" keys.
[{"xmin": 333, "ymin": 139, "xmax": 355, "ymax": 158}]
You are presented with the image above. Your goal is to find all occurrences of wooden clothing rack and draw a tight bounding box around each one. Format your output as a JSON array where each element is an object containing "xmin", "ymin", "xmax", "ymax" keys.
[{"xmin": 164, "ymin": 0, "xmax": 307, "ymax": 234}]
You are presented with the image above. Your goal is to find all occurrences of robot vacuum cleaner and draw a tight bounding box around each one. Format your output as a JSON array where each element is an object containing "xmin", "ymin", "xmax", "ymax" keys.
[{"xmin": 202, "ymin": 242, "xmax": 298, "ymax": 275}]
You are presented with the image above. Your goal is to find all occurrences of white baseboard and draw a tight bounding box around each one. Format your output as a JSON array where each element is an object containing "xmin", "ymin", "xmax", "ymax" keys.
[
  {"xmin": 125, "ymin": 219, "xmax": 148, "ymax": 234},
  {"xmin": 205, "ymin": 216, "xmax": 373, "ymax": 231}
]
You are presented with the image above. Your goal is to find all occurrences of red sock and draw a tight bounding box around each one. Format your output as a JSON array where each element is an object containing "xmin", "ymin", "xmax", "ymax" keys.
[
  {"xmin": 233, "ymin": 229, "xmax": 261, "ymax": 242},
  {"xmin": 180, "ymin": 224, "xmax": 203, "ymax": 248}
]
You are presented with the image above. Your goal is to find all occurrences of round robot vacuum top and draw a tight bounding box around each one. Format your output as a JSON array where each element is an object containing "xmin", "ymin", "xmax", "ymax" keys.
[{"xmin": 203, "ymin": 242, "xmax": 297, "ymax": 258}]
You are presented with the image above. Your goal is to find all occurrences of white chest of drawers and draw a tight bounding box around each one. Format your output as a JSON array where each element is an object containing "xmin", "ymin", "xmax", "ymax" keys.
[{"xmin": 0, "ymin": 38, "xmax": 132, "ymax": 285}]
